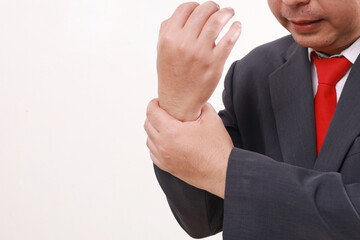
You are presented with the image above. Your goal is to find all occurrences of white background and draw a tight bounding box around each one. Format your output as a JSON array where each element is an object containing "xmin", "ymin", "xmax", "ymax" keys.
[{"xmin": 0, "ymin": 0, "xmax": 288, "ymax": 239}]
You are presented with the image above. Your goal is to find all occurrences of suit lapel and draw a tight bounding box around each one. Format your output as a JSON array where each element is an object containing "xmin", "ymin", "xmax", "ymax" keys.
[
  {"xmin": 269, "ymin": 42, "xmax": 317, "ymax": 168},
  {"xmin": 314, "ymin": 55, "xmax": 360, "ymax": 172}
]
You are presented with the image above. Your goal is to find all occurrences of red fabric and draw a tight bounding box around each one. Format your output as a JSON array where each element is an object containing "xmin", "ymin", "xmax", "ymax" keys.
[{"xmin": 312, "ymin": 53, "xmax": 352, "ymax": 155}]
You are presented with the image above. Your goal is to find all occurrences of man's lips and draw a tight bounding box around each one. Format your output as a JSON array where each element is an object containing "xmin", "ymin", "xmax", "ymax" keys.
[
  {"xmin": 288, "ymin": 19, "xmax": 323, "ymax": 33},
  {"xmin": 290, "ymin": 19, "xmax": 322, "ymax": 25}
]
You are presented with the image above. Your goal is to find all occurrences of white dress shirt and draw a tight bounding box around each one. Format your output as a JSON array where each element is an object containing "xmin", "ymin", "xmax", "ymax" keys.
[{"xmin": 308, "ymin": 38, "xmax": 360, "ymax": 102}]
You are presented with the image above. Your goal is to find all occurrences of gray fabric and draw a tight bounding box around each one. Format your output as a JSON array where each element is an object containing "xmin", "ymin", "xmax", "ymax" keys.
[{"xmin": 154, "ymin": 35, "xmax": 360, "ymax": 239}]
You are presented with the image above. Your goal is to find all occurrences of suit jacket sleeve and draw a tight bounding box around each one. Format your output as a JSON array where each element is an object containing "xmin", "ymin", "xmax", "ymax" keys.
[
  {"xmin": 152, "ymin": 62, "xmax": 243, "ymax": 238},
  {"xmin": 223, "ymin": 148, "xmax": 360, "ymax": 239},
  {"xmin": 154, "ymin": 35, "xmax": 360, "ymax": 239},
  {"xmin": 219, "ymin": 45, "xmax": 360, "ymax": 239},
  {"xmin": 153, "ymin": 165, "xmax": 223, "ymax": 238}
]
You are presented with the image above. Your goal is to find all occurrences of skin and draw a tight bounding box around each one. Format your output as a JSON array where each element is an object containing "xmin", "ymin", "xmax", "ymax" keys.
[
  {"xmin": 145, "ymin": 0, "xmax": 360, "ymax": 199},
  {"xmin": 146, "ymin": 1, "xmax": 240, "ymax": 198},
  {"xmin": 268, "ymin": 0, "xmax": 360, "ymax": 55},
  {"xmin": 145, "ymin": 99, "xmax": 233, "ymax": 198},
  {"xmin": 156, "ymin": 1, "xmax": 241, "ymax": 122}
]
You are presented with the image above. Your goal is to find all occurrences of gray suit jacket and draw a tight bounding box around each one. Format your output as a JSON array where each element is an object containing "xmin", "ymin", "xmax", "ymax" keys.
[{"xmin": 154, "ymin": 35, "xmax": 360, "ymax": 239}]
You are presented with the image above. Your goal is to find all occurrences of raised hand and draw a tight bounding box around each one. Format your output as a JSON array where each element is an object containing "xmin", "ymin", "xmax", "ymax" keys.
[{"xmin": 157, "ymin": 1, "xmax": 241, "ymax": 121}]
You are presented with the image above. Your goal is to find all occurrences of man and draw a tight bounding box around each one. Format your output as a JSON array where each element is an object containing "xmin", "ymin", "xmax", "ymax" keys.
[{"xmin": 144, "ymin": 0, "xmax": 360, "ymax": 239}]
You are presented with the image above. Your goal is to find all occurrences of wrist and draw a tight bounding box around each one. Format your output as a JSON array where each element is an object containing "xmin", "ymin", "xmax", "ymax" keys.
[
  {"xmin": 210, "ymin": 145, "xmax": 233, "ymax": 199},
  {"xmin": 158, "ymin": 97, "xmax": 203, "ymax": 122},
  {"xmin": 210, "ymin": 177, "xmax": 226, "ymax": 199}
]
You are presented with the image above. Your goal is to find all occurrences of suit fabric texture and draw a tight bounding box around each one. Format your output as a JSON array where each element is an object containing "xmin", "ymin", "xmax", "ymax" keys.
[{"xmin": 154, "ymin": 35, "xmax": 360, "ymax": 240}]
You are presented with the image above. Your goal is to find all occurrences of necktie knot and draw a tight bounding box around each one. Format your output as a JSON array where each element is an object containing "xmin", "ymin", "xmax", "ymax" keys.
[{"xmin": 312, "ymin": 53, "xmax": 352, "ymax": 86}]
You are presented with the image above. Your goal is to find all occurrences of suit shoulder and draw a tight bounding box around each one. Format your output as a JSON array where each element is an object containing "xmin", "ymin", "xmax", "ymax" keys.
[
  {"xmin": 236, "ymin": 35, "xmax": 295, "ymax": 70},
  {"xmin": 227, "ymin": 35, "xmax": 296, "ymax": 84},
  {"xmin": 251, "ymin": 35, "xmax": 295, "ymax": 58},
  {"xmin": 223, "ymin": 35, "xmax": 297, "ymax": 95}
]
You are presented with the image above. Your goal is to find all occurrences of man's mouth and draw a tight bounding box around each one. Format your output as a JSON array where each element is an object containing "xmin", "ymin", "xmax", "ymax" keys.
[
  {"xmin": 288, "ymin": 19, "xmax": 323, "ymax": 33},
  {"xmin": 290, "ymin": 19, "xmax": 322, "ymax": 25}
]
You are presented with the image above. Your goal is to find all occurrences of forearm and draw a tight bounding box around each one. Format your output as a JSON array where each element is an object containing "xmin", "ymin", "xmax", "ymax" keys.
[
  {"xmin": 223, "ymin": 148, "xmax": 360, "ymax": 239},
  {"xmin": 154, "ymin": 165, "xmax": 224, "ymax": 238}
]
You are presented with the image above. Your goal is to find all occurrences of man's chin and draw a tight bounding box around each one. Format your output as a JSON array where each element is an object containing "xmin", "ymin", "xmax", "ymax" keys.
[{"xmin": 291, "ymin": 34, "xmax": 337, "ymax": 54}]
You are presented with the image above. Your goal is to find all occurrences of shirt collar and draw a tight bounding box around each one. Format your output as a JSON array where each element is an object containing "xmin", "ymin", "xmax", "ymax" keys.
[{"xmin": 308, "ymin": 38, "xmax": 360, "ymax": 64}]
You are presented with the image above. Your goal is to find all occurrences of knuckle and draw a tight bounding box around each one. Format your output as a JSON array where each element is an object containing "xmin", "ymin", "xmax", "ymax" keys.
[
  {"xmin": 160, "ymin": 19, "xmax": 168, "ymax": 27},
  {"xmin": 208, "ymin": 1, "xmax": 218, "ymax": 6},
  {"xmin": 159, "ymin": 19, "xmax": 168, "ymax": 32},
  {"xmin": 198, "ymin": 53, "xmax": 215, "ymax": 68},
  {"xmin": 204, "ymin": 26, "xmax": 217, "ymax": 38},
  {"xmin": 146, "ymin": 106, "xmax": 152, "ymax": 119},
  {"xmin": 176, "ymin": 2, "xmax": 189, "ymax": 10},
  {"xmin": 184, "ymin": 46, "xmax": 201, "ymax": 61},
  {"xmin": 158, "ymin": 34, "xmax": 171, "ymax": 49},
  {"xmin": 176, "ymin": 41, "xmax": 200, "ymax": 62},
  {"xmin": 209, "ymin": 17, "xmax": 222, "ymax": 27},
  {"xmin": 206, "ymin": 7, "xmax": 234, "ymax": 28},
  {"xmin": 158, "ymin": 145, "xmax": 169, "ymax": 157},
  {"xmin": 159, "ymin": 35, "xmax": 185, "ymax": 55},
  {"xmin": 150, "ymin": 153, "xmax": 160, "ymax": 167},
  {"xmin": 146, "ymin": 99, "xmax": 156, "ymax": 118},
  {"xmin": 203, "ymin": 1, "xmax": 220, "ymax": 10},
  {"xmin": 223, "ymin": 37, "xmax": 235, "ymax": 48},
  {"xmin": 189, "ymin": 52, "xmax": 201, "ymax": 62},
  {"xmin": 173, "ymin": 4, "xmax": 184, "ymax": 14},
  {"xmin": 176, "ymin": 2, "xmax": 200, "ymax": 13},
  {"xmin": 185, "ymin": 2, "xmax": 200, "ymax": 8},
  {"xmin": 177, "ymin": 41, "xmax": 187, "ymax": 55}
]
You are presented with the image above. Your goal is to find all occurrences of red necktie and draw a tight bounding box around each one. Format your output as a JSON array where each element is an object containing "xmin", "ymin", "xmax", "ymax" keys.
[{"xmin": 312, "ymin": 53, "xmax": 352, "ymax": 155}]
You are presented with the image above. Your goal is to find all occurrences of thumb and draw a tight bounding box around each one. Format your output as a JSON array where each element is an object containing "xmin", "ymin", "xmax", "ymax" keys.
[
  {"xmin": 199, "ymin": 103, "xmax": 218, "ymax": 119},
  {"xmin": 146, "ymin": 98, "xmax": 180, "ymax": 132}
]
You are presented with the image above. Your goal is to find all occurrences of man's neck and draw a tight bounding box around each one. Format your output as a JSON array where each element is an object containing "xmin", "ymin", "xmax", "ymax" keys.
[{"xmin": 308, "ymin": 38, "xmax": 360, "ymax": 64}]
